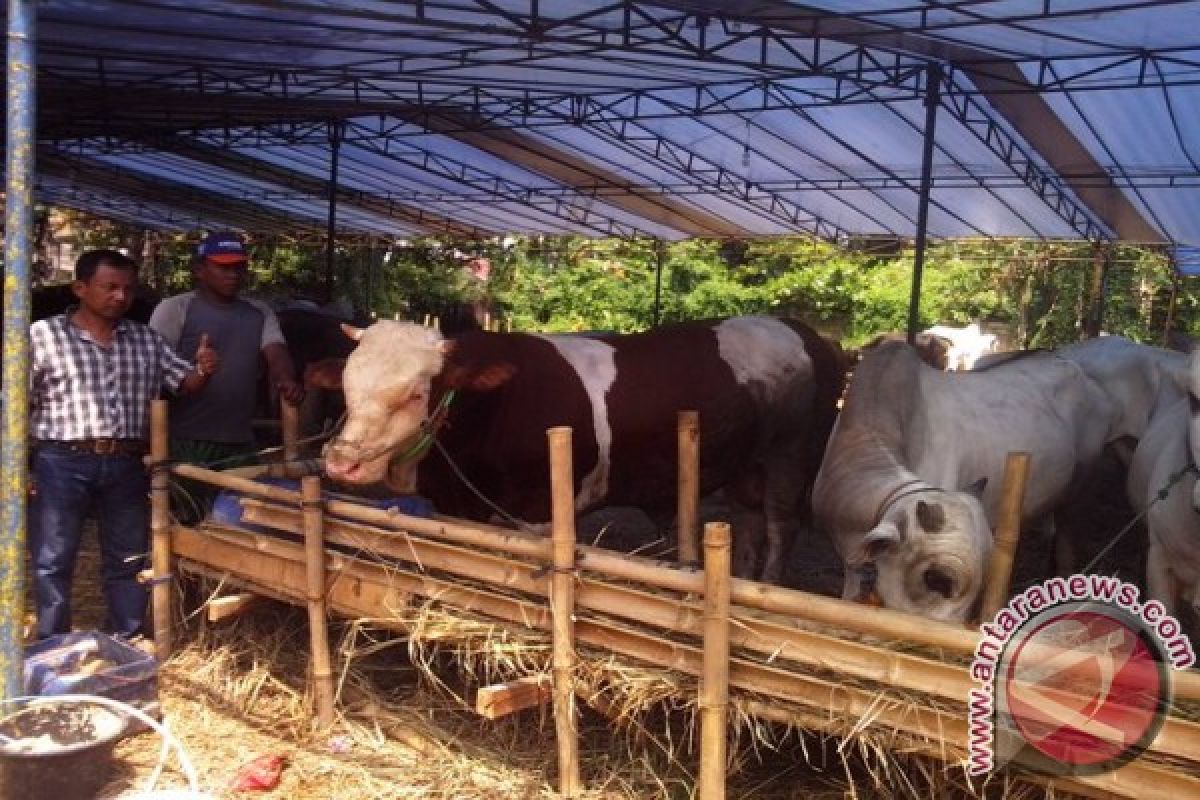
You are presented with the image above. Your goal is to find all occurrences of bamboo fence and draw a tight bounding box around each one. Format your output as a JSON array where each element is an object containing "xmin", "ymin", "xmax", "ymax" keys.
[{"xmin": 153, "ymin": 411, "xmax": 1200, "ymax": 800}]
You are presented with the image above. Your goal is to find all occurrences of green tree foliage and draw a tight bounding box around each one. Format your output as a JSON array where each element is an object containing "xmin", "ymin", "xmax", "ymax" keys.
[{"xmin": 39, "ymin": 209, "xmax": 1200, "ymax": 350}]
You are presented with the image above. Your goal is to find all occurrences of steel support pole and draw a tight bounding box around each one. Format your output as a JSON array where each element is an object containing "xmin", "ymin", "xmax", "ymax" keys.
[
  {"xmin": 906, "ymin": 64, "xmax": 943, "ymax": 344},
  {"xmin": 2, "ymin": 0, "xmax": 36, "ymax": 701},
  {"xmin": 325, "ymin": 121, "xmax": 343, "ymax": 303}
]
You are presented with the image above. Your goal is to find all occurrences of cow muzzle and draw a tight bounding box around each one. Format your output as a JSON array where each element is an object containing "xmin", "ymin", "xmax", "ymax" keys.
[{"xmin": 322, "ymin": 438, "xmax": 373, "ymax": 483}]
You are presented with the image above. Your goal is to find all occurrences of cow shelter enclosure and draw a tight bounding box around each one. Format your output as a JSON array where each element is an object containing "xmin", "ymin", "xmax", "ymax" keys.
[{"xmin": 6, "ymin": 2, "xmax": 1200, "ymax": 798}]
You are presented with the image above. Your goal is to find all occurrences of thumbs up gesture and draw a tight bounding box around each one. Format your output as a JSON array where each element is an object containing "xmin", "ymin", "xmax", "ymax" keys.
[{"xmin": 195, "ymin": 333, "xmax": 220, "ymax": 377}]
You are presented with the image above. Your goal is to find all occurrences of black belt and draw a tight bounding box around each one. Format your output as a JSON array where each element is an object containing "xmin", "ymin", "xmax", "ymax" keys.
[{"xmin": 37, "ymin": 438, "xmax": 148, "ymax": 456}]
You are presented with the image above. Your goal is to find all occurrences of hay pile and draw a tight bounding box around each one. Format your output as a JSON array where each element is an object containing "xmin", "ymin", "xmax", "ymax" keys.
[{"xmin": 84, "ymin": 569, "xmax": 1055, "ymax": 800}]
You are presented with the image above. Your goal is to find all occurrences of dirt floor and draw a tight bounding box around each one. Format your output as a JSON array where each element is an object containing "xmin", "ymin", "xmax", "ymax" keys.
[{"xmin": 23, "ymin": 463, "xmax": 1153, "ymax": 800}]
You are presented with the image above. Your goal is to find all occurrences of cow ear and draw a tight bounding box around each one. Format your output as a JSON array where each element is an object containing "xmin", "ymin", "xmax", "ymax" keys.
[
  {"xmin": 916, "ymin": 500, "xmax": 946, "ymax": 533},
  {"xmin": 442, "ymin": 361, "xmax": 517, "ymax": 392},
  {"xmin": 468, "ymin": 363, "xmax": 516, "ymax": 391},
  {"xmin": 962, "ymin": 477, "xmax": 988, "ymax": 498},
  {"xmin": 851, "ymin": 522, "xmax": 901, "ymax": 565},
  {"xmin": 340, "ymin": 323, "xmax": 365, "ymax": 342}
]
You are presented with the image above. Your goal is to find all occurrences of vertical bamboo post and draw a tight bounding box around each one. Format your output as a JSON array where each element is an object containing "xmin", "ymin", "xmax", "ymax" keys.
[
  {"xmin": 281, "ymin": 398, "xmax": 300, "ymax": 472},
  {"xmin": 302, "ymin": 475, "xmax": 336, "ymax": 730},
  {"xmin": 699, "ymin": 521, "xmax": 732, "ymax": 800},
  {"xmin": 150, "ymin": 399, "xmax": 171, "ymax": 662},
  {"xmin": 677, "ymin": 411, "xmax": 700, "ymax": 567},
  {"xmin": 547, "ymin": 426, "xmax": 581, "ymax": 796},
  {"xmin": 980, "ymin": 452, "xmax": 1031, "ymax": 622}
]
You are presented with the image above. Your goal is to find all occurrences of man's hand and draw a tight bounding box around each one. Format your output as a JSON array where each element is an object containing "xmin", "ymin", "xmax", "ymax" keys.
[
  {"xmin": 195, "ymin": 333, "xmax": 219, "ymax": 377},
  {"xmin": 277, "ymin": 378, "xmax": 305, "ymax": 406}
]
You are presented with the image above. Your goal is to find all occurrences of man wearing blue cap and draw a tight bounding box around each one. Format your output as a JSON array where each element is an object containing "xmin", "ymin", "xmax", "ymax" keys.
[{"xmin": 150, "ymin": 232, "xmax": 303, "ymax": 518}]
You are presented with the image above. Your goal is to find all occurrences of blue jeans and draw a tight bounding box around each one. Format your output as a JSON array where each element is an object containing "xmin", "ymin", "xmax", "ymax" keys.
[{"xmin": 28, "ymin": 445, "xmax": 150, "ymax": 639}]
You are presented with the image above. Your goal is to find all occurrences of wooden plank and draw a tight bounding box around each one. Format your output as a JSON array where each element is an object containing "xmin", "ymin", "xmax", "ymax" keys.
[
  {"xmin": 475, "ymin": 676, "xmax": 552, "ymax": 719},
  {"xmin": 206, "ymin": 593, "xmax": 259, "ymax": 623}
]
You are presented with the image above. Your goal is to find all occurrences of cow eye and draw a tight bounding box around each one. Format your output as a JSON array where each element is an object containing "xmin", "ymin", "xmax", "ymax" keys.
[{"xmin": 923, "ymin": 567, "xmax": 955, "ymax": 599}]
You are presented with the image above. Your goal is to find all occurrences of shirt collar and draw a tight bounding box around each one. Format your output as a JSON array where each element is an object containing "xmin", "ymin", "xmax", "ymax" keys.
[{"xmin": 62, "ymin": 306, "xmax": 134, "ymax": 339}]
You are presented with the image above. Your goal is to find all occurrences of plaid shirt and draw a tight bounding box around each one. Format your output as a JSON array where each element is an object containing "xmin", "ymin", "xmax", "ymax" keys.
[{"xmin": 31, "ymin": 312, "xmax": 193, "ymax": 441}]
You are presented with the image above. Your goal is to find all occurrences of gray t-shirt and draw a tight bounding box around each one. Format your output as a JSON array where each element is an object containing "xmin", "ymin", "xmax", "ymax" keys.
[{"xmin": 149, "ymin": 291, "xmax": 286, "ymax": 444}]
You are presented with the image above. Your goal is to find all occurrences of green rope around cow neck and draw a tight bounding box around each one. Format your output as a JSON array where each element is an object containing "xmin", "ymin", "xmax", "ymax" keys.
[{"xmin": 392, "ymin": 389, "xmax": 458, "ymax": 466}]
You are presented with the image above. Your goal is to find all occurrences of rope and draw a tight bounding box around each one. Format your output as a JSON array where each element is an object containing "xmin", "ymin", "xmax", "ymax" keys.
[
  {"xmin": 197, "ymin": 418, "xmax": 345, "ymax": 470},
  {"xmin": 323, "ymin": 390, "xmax": 457, "ymax": 469},
  {"xmin": 431, "ymin": 437, "xmax": 538, "ymax": 534},
  {"xmin": 1079, "ymin": 460, "xmax": 1198, "ymax": 576},
  {"xmin": 171, "ymin": 391, "xmax": 538, "ymax": 538}
]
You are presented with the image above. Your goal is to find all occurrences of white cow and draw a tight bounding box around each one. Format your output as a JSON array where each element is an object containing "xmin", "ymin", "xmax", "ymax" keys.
[
  {"xmin": 923, "ymin": 323, "xmax": 998, "ymax": 371},
  {"xmin": 1190, "ymin": 347, "xmax": 1200, "ymax": 513},
  {"xmin": 1127, "ymin": 396, "xmax": 1200, "ymax": 617},
  {"xmin": 1051, "ymin": 336, "xmax": 1189, "ymax": 572},
  {"xmin": 812, "ymin": 342, "xmax": 1112, "ymax": 622},
  {"xmin": 1058, "ymin": 336, "xmax": 1188, "ymax": 451}
]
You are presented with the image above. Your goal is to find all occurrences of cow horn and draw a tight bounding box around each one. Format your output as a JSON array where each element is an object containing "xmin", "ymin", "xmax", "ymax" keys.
[{"xmin": 340, "ymin": 323, "xmax": 365, "ymax": 342}]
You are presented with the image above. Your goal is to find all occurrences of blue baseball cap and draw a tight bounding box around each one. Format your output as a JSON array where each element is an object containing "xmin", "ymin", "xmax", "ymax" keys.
[{"xmin": 197, "ymin": 231, "xmax": 248, "ymax": 265}]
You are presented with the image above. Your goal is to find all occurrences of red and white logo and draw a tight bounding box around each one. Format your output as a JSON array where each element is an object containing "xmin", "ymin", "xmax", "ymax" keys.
[{"xmin": 994, "ymin": 604, "xmax": 1169, "ymax": 775}]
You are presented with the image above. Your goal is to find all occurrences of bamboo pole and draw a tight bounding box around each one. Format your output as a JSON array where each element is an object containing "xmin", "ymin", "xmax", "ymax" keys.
[
  {"xmin": 281, "ymin": 399, "xmax": 300, "ymax": 473},
  {"xmin": 980, "ymin": 452, "xmax": 1031, "ymax": 622},
  {"xmin": 150, "ymin": 399, "xmax": 172, "ymax": 661},
  {"xmin": 302, "ymin": 476, "xmax": 336, "ymax": 730},
  {"xmin": 172, "ymin": 463, "xmax": 303, "ymax": 504},
  {"xmin": 699, "ymin": 522, "xmax": 731, "ymax": 800},
  {"xmin": 547, "ymin": 426, "xmax": 581, "ymax": 797},
  {"xmin": 676, "ymin": 411, "xmax": 700, "ymax": 567},
  {"xmin": 170, "ymin": 527, "xmax": 1200, "ymax": 800}
]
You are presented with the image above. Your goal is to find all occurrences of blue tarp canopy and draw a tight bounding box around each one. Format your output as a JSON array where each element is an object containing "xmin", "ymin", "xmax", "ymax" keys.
[{"xmin": 22, "ymin": 1, "xmax": 1200, "ymax": 248}]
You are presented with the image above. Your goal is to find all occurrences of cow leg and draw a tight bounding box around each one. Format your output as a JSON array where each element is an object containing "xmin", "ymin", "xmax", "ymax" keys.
[
  {"xmin": 841, "ymin": 567, "xmax": 865, "ymax": 602},
  {"xmin": 1146, "ymin": 540, "xmax": 1179, "ymax": 616},
  {"xmin": 1046, "ymin": 515, "xmax": 1076, "ymax": 577},
  {"xmin": 757, "ymin": 453, "xmax": 804, "ymax": 585},
  {"xmin": 729, "ymin": 507, "xmax": 765, "ymax": 580}
]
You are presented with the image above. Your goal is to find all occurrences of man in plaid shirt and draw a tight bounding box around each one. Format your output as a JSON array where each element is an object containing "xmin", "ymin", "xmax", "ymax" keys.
[{"xmin": 29, "ymin": 249, "xmax": 219, "ymax": 641}]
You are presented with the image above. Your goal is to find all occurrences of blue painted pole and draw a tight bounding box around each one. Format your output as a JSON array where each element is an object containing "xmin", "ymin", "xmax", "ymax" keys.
[{"xmin": 2, "ymin": 0, "xmax": 37, "ymax": 701}]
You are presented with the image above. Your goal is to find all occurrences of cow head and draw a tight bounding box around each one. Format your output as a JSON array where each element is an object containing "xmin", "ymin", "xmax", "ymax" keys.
[
  {"xmin": 849, "ymin": 480, "xmax": 990, "ymax": 623},
  {"xmin": 322, "ymin": 321, "xmax": 449, "ymax": 492},
  {"xmin": 322, "ymin": 321, "xmax": 519, "ymax": 493}
]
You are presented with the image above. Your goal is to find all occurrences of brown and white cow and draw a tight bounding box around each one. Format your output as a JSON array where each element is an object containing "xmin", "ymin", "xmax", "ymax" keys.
[
  {"xmin": 322, "ymin": 316, "xmax": 846, "ymax": 583},
  {"xmin": 812, "ymin": 342, "xmax": 1113, "ymax": 622}
]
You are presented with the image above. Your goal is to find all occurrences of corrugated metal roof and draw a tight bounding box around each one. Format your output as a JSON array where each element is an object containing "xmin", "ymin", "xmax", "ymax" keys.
[{"xmin": 20, "ymin": 1, "xmax": 1200, "ymax": 246}]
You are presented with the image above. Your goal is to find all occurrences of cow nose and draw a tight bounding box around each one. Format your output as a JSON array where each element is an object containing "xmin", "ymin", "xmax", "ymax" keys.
[{"xmin": 322, "ymin": 439, "xmax": 356, "ymax": 471}]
